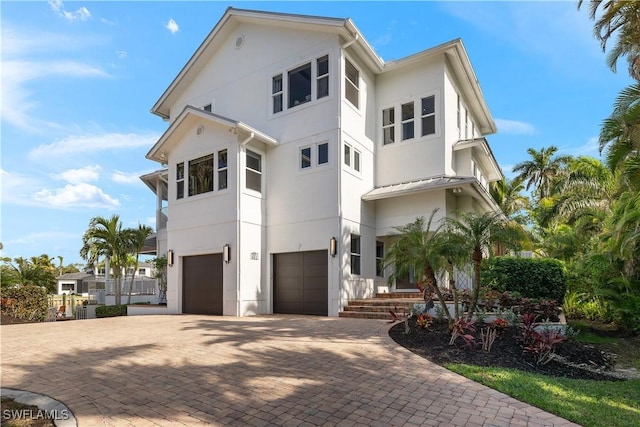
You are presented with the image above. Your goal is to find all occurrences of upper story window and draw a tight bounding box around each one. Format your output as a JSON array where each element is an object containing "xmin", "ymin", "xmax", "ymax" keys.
[
  {"xmin": 401, "ymin": 102, "xmax": 414, "ymax": 140},
  {"xmin": 300, "ymin": 142, "xmax": 329, "ymax": 170},
  {"xmin": 464, "ymin": 109, "xmax": 469, "ymax": 139},
  {"xmin": 421, "ymin": 95, "xmax": 436, "ymax": 136},
  {"xmin": 350, "ymin": 234, "xmax": 361, "ymax": 275},
  {"xmin": 318, "ymin": 142, "xmax": 329, "ymax": 165},
  {"xmin": 456, "ymin": 94, "xmax": 461, "ymax": 137},
  {"xmin": 138, "ymin": 268, "xmax": 146, "ymax": 275},
  {"xmin": 246, "ymin": 150, "xmax": 262, "ymax": 192},
  {"xmin": 376, "ymin": 241, "xmax": 385, "ymax": 277},
  {"xmin": 382, "ymin": 108, "xmax": 395, "ymax": 145},
  {"xmin": 176, "ymin": 162, "xmax": 185, "ymax": 199},
  {"xmin": 345, "ymin": 58, "xmax": 359, "ymax": 108},
  {"xmin": 188, "ymin": 154, "xmax": 214, "ymax": 197},
  {"xmin": 317, "ymin": 55, "xmax": 329, "ymax": 99},
  {"xmin": 272, "ymin": 55, "xmax": 329, "ymax": 114},
  {"xmin": 301, "ymin": 147, "xmax": 312, "ymax": 169},
  {"xmin": 344, "ymin": 143, "xmax": 361, "ymax": 172},
  {"xmin": 218, "ymin": 149, "xmax": 228, "ymax": 190}
]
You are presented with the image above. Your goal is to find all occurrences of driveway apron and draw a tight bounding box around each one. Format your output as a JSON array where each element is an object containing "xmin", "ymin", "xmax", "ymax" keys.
[{"xmin": 1, "ymin": 315, "xmax": 579, "ymax": 426}]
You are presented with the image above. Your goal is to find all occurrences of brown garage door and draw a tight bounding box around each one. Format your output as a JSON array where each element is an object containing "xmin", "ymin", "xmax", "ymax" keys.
[
  {"xmin": 274, "ymin": 250, "xmax": 328, "ymax": 316},
  {"xmin": 183, "ymin": 253, "xmax": 223, "ymax": 315}
]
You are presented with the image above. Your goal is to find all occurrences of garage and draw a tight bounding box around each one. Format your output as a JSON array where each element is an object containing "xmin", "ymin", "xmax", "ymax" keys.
[
  {"xmin": 273, "ymin": 250, "xmax": 328, "ymax": 316},
  {"xmin": 182, "ymin": 253, "xmax": 223, "ymax": 315}
]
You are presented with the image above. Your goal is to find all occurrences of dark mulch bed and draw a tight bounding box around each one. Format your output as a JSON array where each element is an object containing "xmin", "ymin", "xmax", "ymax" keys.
[
  {"xmin": 390, "ymin": 317, "xmax": 620, "ymax": 381},
  {"xmin": 1, "ymin": 313, "xmax": 39, "ymax": 325}
]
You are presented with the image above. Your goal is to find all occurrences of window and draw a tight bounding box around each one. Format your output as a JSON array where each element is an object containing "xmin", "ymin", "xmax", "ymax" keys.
[
  {"xmin": 464, "ymin": 108, "xmax": 469, "ymax": 139},
  {"xmin": 246, "ymin": 150, "xmax": 262, "ymax": 192},
  {"xmin": 203, "ymin": 104, "xmax": 212, "ymax": 112},
  {"xmin": 344, "ymin": 143, "xmax": 360, "ymax": 172},
  {"xmin": 288, "ymin": 62, "xmax": 312, "ymax": 108},
  {"xmin": 61, "ymin": 284, "xmax": 74, "ymax": 291},
  {"xmin": 376, "ymin": 241, "xmax": 384, "ymax": 277},
  {"xmin": 350, "ymin": 234, "xmax": 361, "ymax": 275},
  {"xmin": 300, "ymin": 146, "xmax": 312, "ymax": 169},
  {"xmin": 353, "ymin": 149, "xmax": 361, "ymax": 172},
  {"xmin": 401, "ymin": 102, "xmax": 414, "ymax": 140},
  {"xmin": 421, "ymin": 95, "xmax": 436, "ymax": 136},
  {"xmin": 318, "ymin": 143, "xmax": 329, "ymax": 165},
  {"xmin": 138, "ymin": 268, "xmax": 146, "ymax": 275},
  {"xmin": 457, "ymin": 94, "xmax": 461, "ymax": 138},
  {"xmin": 218, "ymin": 149, "xmax": 228, "ymax": 190},
  {"xmin": 382, "ymin": 107, "xmax": 395, "ymax": 145},
  {"xmin": 317, "ymin": 55, "xmax": 329, "ymax": 99},
  {"xmin": 272, "ymin": 74, "xmax": 283, "ymax": 113},
  {"xmin": 344, "ymin": 144, "xmax": 351, "ymax": 166},
  {"xmin": 176, "ymin": 162, "xmax": 184, "ymax": 199},
  {"xmin": 188, "ymin": 154, "xmax": 214, "ymax": 196},
  {"xmin": 345, "ymin": 58, "xmax": 359, "ymax": 108}
]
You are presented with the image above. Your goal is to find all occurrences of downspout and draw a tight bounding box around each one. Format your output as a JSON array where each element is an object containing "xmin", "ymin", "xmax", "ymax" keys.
[
  {"xmin": 341, "ymin": 32, "xmax": 359, "ymax": 49},
  {"xmin": 236, "ymin": 130, "xmax": 255, "ymax": 316}
]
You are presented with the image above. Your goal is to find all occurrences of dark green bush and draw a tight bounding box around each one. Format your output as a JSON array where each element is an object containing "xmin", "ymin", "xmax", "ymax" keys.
[
  {"xmin": 95, "ymin": 304, "xmax": 127, "ymax": 318},
  {"xmin": 0, "ymin": 285, "xmax": 49, "ymax": 321},
  {"xmin": 482, "ymin": 257, "xmax": 567, "ymax": 303}
]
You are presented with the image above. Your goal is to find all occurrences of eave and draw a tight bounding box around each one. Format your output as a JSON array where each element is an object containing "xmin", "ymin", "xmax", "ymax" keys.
[{"xmin": 454, "ymin": 137, "xmax": 503, "ymax": 182}]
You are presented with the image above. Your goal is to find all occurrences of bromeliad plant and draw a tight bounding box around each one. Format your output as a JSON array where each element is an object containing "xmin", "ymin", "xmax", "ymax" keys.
[
  {"xmin": 521, "ymin": 312, "xmax": 566, "ymax": 364},
  {"xmin": 449, "ymin": 317, "xmax": 477, "ymax": 348},
  {"xmin": 415, "ymin": 313, "xmax": 434, "ymax": 330}
]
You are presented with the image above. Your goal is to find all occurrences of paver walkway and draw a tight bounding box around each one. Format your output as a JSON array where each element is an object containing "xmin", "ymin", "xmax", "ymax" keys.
[{"xmin": 1, "ymin": 315, "xmax": 579, "ymax": 426}]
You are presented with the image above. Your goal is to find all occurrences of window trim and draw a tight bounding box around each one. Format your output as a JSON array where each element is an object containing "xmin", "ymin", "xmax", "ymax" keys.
[
  {"xmin": 176, "ymin": 162, "xmax": 184, "ymax": 200},
  {"xmin": 316, "ymin": 55, "xmax": 329, "ymax": 99},
  {"xmin": 218, "ymin": 149, "xmax": 228, "ymax": 191},
  {"xmin": 421, "ymin": 95, "xmax": 436, "ymax": 137},
  {"xmin": 350, "ymin": 234, "xmax": 361, "ymax": 275},
  {"xmin": 271, "ymin": 54, "xmax": 330, "ymax": 115},
  {"xmin": 376, "ymin": 241, "xmax": 385, "ymax": 278},
  {"xmin": 344, "ymin": 58, "xmax": 359, "ymax": 109},
  {"xmin": 300, "ymin": 146, "xmax": 312, "ymax": 169},
  {"xmin": 401, "ymin": 101, "xmax": 415, "ymax": 141},
  {"xmin": 382, "ymin": 107, "xmax": 395, "ymax": 145},
  {"xmin": 272, "ymin": 74, "xmax": 283, "ymax": 114},
  {"xmin": 245, "ymin": 149, "xmax": 262, "ymax": 193}
]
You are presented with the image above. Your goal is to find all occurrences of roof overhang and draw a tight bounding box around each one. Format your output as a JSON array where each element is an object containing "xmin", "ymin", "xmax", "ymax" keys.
[
  {"xmin": 146, "ymin": 105, "xmax": 278, "ymax": 163},
  {"xmin": 454, "ymin": 137, "xmax": 503, "ymax": 182},
  {"xmin": 140, "ymin": 169, "xmax": 168, "ymax": 199},
  {"xmin": 362, "ymin": 176, "xmax": 476, "ymax": 201}
]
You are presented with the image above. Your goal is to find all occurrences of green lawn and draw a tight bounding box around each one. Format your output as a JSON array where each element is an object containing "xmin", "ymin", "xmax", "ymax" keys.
[{"xmin": 446, "ymin": 364, "xmax": 640, "ymax": 427}]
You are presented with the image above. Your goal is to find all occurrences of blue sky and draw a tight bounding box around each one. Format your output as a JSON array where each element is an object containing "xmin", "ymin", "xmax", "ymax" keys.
[{"xmin": 0, "ymin": 1, "xmax": 632, "ymax": 266}]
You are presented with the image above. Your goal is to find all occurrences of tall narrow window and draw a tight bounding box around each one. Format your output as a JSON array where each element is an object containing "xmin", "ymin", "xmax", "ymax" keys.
[
  {"xmin": 421, "ymin": 95, "xmax": 436, "ymax": 136},
  {"xmin": 456, "ymin": 94, "xmax": 461, "ymax": 139},
  {"xmin": 218, "ymin": 149, "xmax": 228, "ymax": 190},
  {"xmin": 353, "ymin": 149, "xmax": 361, "ymax": 172},
  {"xmin": 464, "ymin": 109, "xmax": 469, "ymax": 139},
  {"xmin": 382, "ymin": 107, "xmax": 395, "ymax": 145},
  {"xmin": 272, "ymin": 74, "xmax": 283, "ymax": 113},
  {"xmin": 300, "ymin": 146, "xmax": 312, "ymax": 169},
  {"xmin": 345, "ymin": 59, "xmax": 359, "ymax": 108},
  {"xmin": 288, "ymin": 62, "xmax": 312, "ymax": 108},
  {"xmin": 344, "ymin": 144, "xmax": 351, "ymax": 167},
  {"xmin": 401, "ymin": 102, "xmax": 414, "ymax": 140},
  {"xmin": 188, "ymin": 154, "xmax": 214, "ymax": 196},
  {"xmin": 376, "ymin": 241, "xmax": 385, "ymax": 277},
  {"xmin": 246, "ymin": 150, "xmax": 262, "ymax": 192},
  {"xmin": 176, "ymin": 162, "xmax": 184, "ymax": 199},
  {"xmin": 316, "ymin": 55, "xmax": 329, "ymax": 99},
  {"xmin": 318, "ymin": 143, "xmax": 329, "ymax": 165},
  {"xmin": 350, "ymin": 234, "xmax": 361, "ymax": 275}
]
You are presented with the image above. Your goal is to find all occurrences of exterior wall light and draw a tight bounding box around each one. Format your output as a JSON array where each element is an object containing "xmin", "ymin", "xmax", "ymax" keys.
[
  {"xmin": 167, "ymin": 250, "xmax": 174, "ymax": 267},
  {"xmin": 330, "ymin": 237, "xmax": 337, "ymax": 257},
  {"xmin": 223, "ymin": 244, "xmax": 231, "ymax": 263}
]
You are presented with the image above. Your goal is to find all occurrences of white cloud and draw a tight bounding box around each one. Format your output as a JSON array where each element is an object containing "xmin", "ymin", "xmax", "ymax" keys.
[
  {"xmin": 6, "ymin": 231, "xmax": 77, "ymax": 246},
  {"xmin": 559, "ymin": 136, "xmax": 602, "ymax": 158},
  {"xmin": 495, "ymin": 119, "xmax": 536, "ymax": 135},
  {"xmin": 166, "ymin": 18, "xmax": 179, "ymax": 35},
  {"xmin": 116, "ymin": 50, "xmax": 128, "ymax": 59},
  {"xmin": 112, "ymin": 170, "xmax": 145, "ymax": 184},
  {"xmin": 33, "ymin": 183, "xmax": 120, "ymax": 209},
  {"xmin": 30, "ymin": 132, "xmax": 159, "ymax": 159},
  {"xmin": 48, "ymin": 0, "xmax": 91, "ymax": 22},
  {"xmin": 53, "ymin": 165, "xmax": 101, "ymax": 184}
]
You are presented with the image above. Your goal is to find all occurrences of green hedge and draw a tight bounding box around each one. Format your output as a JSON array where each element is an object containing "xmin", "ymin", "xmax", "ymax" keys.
[
  {"xmin": 0, "ymin": 285, "xmax": 49, "ymax": 322},
  {"xmin": 95, "ymin": 304, "xmax": 128, "ymax": 318},
  {"xmin": 482, "ymin": 257, "xmax": 567, "ymax": 303}
]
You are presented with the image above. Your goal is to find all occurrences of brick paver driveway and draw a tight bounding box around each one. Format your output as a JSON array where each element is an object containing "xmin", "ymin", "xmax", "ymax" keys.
[{"xmin": 1, "ymin": 315, "xmax": 578, "ymax": 426}]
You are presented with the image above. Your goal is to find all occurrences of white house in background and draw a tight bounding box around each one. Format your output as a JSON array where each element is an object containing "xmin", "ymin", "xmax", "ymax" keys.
[{"xmin": 141, "ymin": 7, "xmax": 502, "ymax": 317}]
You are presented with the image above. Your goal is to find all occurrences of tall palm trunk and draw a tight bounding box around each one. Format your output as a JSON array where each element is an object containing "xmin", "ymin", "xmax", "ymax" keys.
[
  {"xmin": 466, "ymin": 247, "xmax": 483, "ymax": 321},
  {"xmin": 424, "ymin": 264, "xmax": 453, "ymax": 326}
]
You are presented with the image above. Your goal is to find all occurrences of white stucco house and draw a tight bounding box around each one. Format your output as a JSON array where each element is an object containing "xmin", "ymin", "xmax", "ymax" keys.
[{"xmin": 141, "ymin": 7, "xmax": 502, "ymax": 317}]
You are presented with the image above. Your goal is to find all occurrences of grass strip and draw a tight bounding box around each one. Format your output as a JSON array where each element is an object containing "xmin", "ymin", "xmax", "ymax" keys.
[{"xmin": 445, "ymin": 364, "xmax": 640, "ymax": 427}]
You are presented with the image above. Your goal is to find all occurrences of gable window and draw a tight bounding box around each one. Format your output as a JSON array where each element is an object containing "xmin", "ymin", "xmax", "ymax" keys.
[
  {"xmin": 218, "ymin": 149, "xmax": 228, "ymax": 190},
  {"xmin": 350, "ymin": 234, "xmax": 361, "ymax": 275},
  {"xmin": 345, "ymin": 58, "xmax": 359, "ymax": 108},
  {"xmin": 401, "ymin": 102, "xmax": 414, "ymax": 140},
  {"xmin": 318, "ymin": 142, "xmax": 329, "ymax": 165},
  {"xmin": 376, "ymin": 241, "xmax": 385, "ymax": 277},
  {"xmin": 246, "ymin": 150, "xmax": 262, "ymax": 192},
  {"xmin": 188, "ymin": 154, "xmax": 214, "ymax": 196},
  {"xmin": 288, "ymin": 62, "xmax": 312, "ymax": 108},
  {"xmin": 300, "ymin": 146, "xmax": 312, "ymax": 169},
  {"xmin": 421, "ymin": 95, "xmax": 436, "ymax": 136},
  {"xmin": 382, "ymin": 107, "xmax": 395, "ymax": 145},
  {"xmin": 316, "ymin": 55, "xmax": 329, "ymax": 99},
  {"xmin": 272, "ymin": 74, "xmax": 283, "ymax": 113},
  {"xmin": 176, "ymin": 162, "xmax": 185, "ymax": 199}
]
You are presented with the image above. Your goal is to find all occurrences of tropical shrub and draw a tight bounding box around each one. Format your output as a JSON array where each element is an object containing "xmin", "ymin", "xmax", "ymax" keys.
[
  {"xmin": 95, "ymin": 304, "xmax": 127, "ymax": 318},
  {"xmin": 482, "ymin": 257, "xmax": 567, "ymax": 302},
  {"xmin": 0, "ymin": 285, "xmax": 48, "ymax": 321}
]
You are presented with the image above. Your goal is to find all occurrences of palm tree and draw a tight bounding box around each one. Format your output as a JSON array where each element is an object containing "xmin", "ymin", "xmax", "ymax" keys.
[
  {"xmin": 125, "ymin": 224, "xmax": 153, "ymax": 305},
  {"xmin": 490, "ymin": 176, "xmax": 529, "ymax": 223},
  {"xmin": 444, "ymin": 211, "xmax": 518, "ymax": 320},
  {"xmin": 512, "ymin": 146, "xmax": 571, "ymax": 200},
  {"xmin": 384, "ymin": 210, "xmax": 454, "ymax": 324},
  {"xmin": 80, "ymin": 215, "xmax": 129, "ymax": 305},
  {"xmin": 579, "ymin": 1, "xmax": 640, "ymax": 80}
]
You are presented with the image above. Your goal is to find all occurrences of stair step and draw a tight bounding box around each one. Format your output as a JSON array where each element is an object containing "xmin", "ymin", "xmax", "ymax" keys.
[
  {"xmin": 346, "ymin": 298, "xmax": 424, "ymax": 307},
  {"xmin": 342, "ymin": 305, "xmax": 410, "ymax": 313},
  {"xmin": 338, "ymin": 311, "xmax": 393, "ymax": 320},
  {"xmin": 375, "ymin": 292, "xmax": 422, "ymax": 299}
]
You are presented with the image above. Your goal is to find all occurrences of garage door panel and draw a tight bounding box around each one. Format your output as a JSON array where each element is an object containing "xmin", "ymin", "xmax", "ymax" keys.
[
  {"xmin": 183, "ymin": 254, "xmax": 223, "ymax": 315},
  {"xmin": 274, "ymin": 250, "xmax": 327, "ymax": 316}
]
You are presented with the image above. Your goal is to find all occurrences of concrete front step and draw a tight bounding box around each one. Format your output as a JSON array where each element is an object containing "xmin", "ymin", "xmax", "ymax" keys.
[
  {"xmin": 346, "ymin": 298, "xmax": 425, "ymax": 307},
  {"xmin": 342, "ymin": 304, "xmax": 418, "ymax": 313},
  {"xmin": 338, "ymin": 311, "xmax": 395, "ymax": 320},
  {"xmin": 374, "ymin": 292, "xmax": 422, "ymax": 299}
]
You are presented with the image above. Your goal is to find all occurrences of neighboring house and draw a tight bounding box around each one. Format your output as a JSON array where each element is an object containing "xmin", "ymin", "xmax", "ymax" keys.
[
  {"xmin": 141, "ymin": 7, "xmax": 503, "ymax": 317},
  {"xmin": 56, "ymin": 272, "xmax": 93, "ymax": 295}
]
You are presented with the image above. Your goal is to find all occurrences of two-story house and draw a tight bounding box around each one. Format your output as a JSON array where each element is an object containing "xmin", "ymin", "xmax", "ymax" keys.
[{"xmin": 141, "ymin": 7, "xmax": 502, "ymax": 317}]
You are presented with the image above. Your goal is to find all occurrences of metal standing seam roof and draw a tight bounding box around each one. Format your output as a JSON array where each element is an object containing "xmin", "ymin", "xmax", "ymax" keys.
[{"xmin": 361, "ymin": 176, "xmax": 477, "ymax": 201}]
